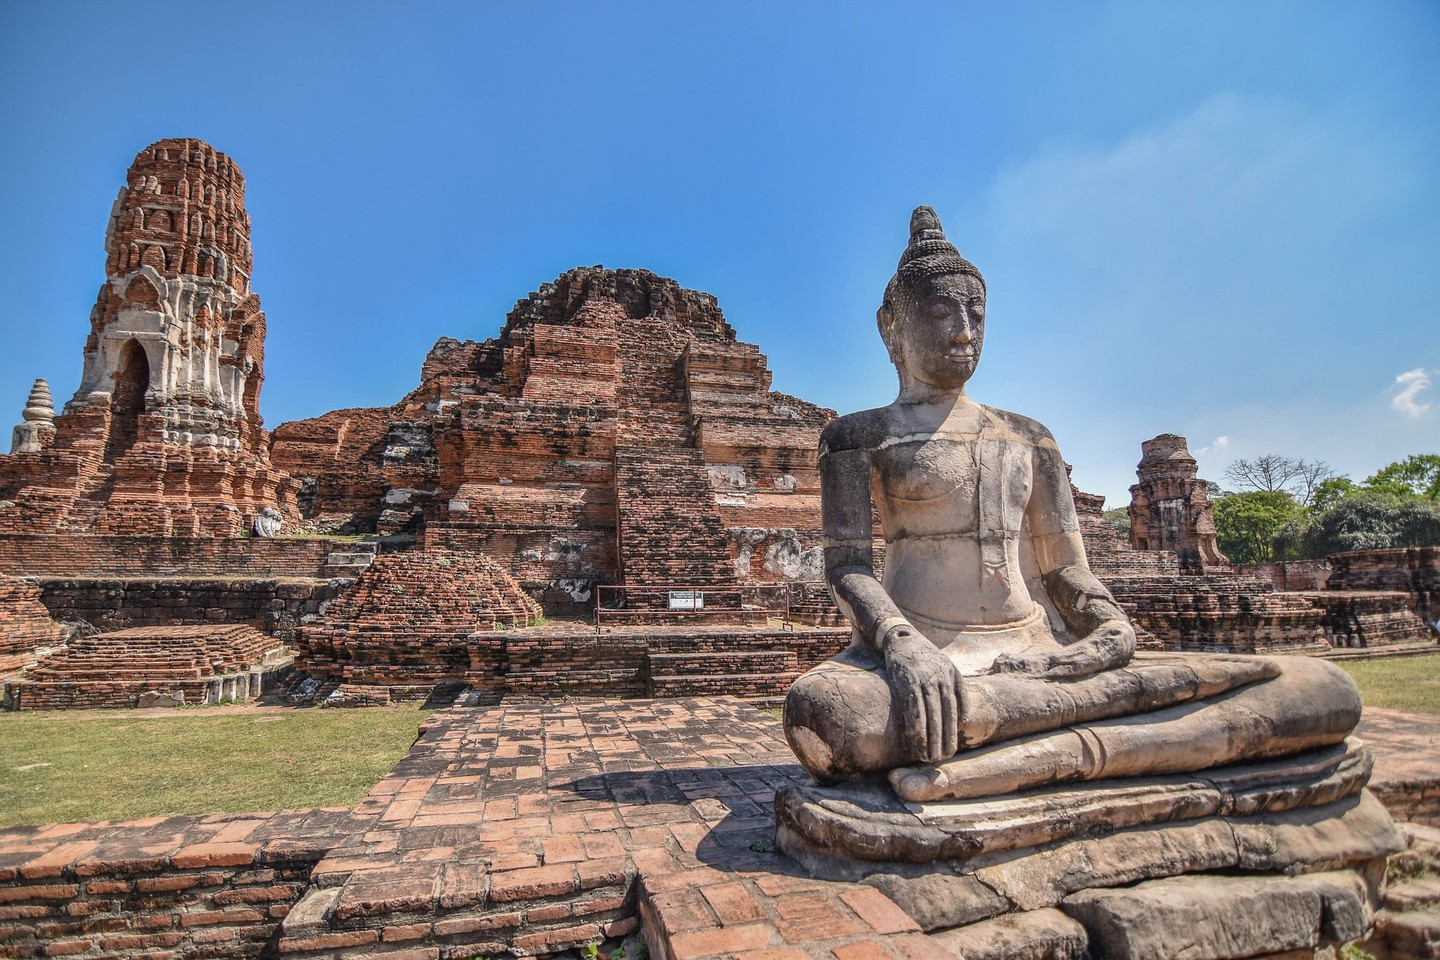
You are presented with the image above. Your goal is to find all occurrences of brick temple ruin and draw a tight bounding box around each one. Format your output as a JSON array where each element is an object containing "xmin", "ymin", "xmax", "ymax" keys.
[
  {"xmin": 268, "ymin": 264, "xmax": 834, "ymax": 612},
  {"xmin": 0, "ymin": 137, "xmax": 1435, "ymax": 712}
]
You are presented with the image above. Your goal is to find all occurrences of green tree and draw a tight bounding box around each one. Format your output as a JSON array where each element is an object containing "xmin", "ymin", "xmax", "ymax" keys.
[
  {"xmin": 1212, "ymin": 490, "xmax": 1303, "ymax": 564},
  {"xmin": 1102, "ymin": 507, "xmax": 1131, "ymax": 538},
  {"xmin": 1301, "ymin": 491, "xmax": 1440, "ymax": 557},
  {"xmin": 1308, "ymin": 476, "xmax": 1356, "ymax": 513},
  {"xmin": 1362, "ymin": 454, "xmax": 1440, "ymax": 501}
]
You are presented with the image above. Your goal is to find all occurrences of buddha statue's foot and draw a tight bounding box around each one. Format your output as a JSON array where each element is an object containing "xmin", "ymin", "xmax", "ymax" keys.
[{"xmin": 892, "ymin": 729, "xmax": 1095, "ymax": 802}]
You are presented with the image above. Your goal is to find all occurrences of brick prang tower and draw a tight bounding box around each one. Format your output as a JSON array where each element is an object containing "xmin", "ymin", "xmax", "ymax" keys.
[
  {"xmin": 0, "ymin": 138, "xmax": 295, "ymax": 536},
  {"xmin": 1127, "ymin": 433, "xmax": 1228, "ymax": 573}
]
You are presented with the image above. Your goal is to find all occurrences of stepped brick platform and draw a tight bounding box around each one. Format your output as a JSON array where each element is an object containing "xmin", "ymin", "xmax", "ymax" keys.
[
  {"xmin": 30, "ymin": 577, "xmax": 351, "ymax": 647},
  {"xmin": 1329, "ymin": 547, "xmax": 1440, "ymax": 628},
  {"xmin": 1074, "ymin": 487, "xmax": 1331, "ymax": 653},
  {"xmin": 299, "ymin": 608, "xmax": 850, "ymax": 705},
  {"xmin": 0, "ymin": 577, "xmax": 67, "ymax": 674},
  {"xmin": 296, "ymin": 551, "xmax": 544, "ymax": 703},
  {"xmin": 1108, "ymin": 575, "xmax": 1332, "ymax": 654},
  {"xmin": 1, "ymin": 697, "xmax": 1436, "ymax": 959},
  {"xmin": 3, "ymin": 624, "xmax": 291, "ymax": 710},
  {"xmin": 1304, "ymin": 590, "xmax": 1435, "ymax": 649}
]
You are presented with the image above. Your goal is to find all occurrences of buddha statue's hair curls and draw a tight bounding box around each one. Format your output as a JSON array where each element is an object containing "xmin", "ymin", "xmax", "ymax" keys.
[{"xmin": 878, "ymin": 206, "xmax": 985, "ymax": 356}]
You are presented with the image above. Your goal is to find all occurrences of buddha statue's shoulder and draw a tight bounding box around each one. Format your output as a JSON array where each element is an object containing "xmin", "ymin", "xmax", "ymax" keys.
[
  {"xmin": 977, "ymin": 405, "xmax": 1061, "ymax": 451},
  {"xmin": 819, "ymin": 406, "xmax": 906, "ymax": 457}
]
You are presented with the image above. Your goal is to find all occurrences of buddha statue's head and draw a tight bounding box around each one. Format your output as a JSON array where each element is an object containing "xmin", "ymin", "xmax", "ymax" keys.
[{"xmin": 878, "ymin": 207, "xmax": 987, "ymax": 393}]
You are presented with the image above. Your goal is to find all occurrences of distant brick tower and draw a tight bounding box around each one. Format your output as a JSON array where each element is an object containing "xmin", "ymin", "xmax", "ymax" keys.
[
  {"xmin": 1127, "ymin": 434, "xmax": 1228, "ymax": 573},
  {"xmin": 0, "ymin": 139, "xmax": 295, "ymax": 536}
]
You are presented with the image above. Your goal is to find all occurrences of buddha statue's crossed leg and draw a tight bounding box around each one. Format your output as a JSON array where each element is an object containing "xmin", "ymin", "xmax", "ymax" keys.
[
  {"xmin": 889, "ymin": 656, "xmax": 1362, "ymax": 803},
  {"xmin": 784, "ymin": 645, "xmax": 1288, "ymax": 786}
]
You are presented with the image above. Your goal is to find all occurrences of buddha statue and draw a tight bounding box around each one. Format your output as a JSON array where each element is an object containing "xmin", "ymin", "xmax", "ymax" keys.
[
  {"xmin": 782, "ymin": 206, "xmax": 1365, "ymax": 801},
  {"xmin": 774, "ymin": 209, "xmax": 1398, "ymax": 953}
]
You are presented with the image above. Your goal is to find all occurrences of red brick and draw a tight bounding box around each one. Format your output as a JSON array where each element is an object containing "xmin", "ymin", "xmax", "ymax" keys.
[
  {"xmin": 487, "ymin": 863, "xmax": 576, "ymax": 902},
  {"xmin": 277, "ymin": 929, "xmax": 379, "ymax": 951},
  {"xmin": 381, "ymin": 922, "xmax": 430, "ymax": 942},
  {"xmin": 700, "ymin": 882, "xmax": 768, "ymax": 925},
  {"xmin": 169, "ymin": 842, "xmax": 258, "ymax": 869},
  {"xmin": 839, "ymin": 887, "xmax": 920, "ymax": 935},
  {"xmin": 833, "ymin": 942, "xmax": 899, "ymax": 960},
  {"xmin": 669, "ymin": 922, "xmax": 775, "ymax": 956}
]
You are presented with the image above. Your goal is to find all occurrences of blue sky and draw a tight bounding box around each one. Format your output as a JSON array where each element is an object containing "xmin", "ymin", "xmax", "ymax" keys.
[{"xmin": 1, "ymin": 1, "xmax": 1436, "ymax": 505}]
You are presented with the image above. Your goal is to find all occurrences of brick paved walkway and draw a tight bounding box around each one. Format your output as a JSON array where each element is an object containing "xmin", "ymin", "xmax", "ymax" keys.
[{"xmin": 277, "ymin": 697, "xmax": 938, "ymax": 958}]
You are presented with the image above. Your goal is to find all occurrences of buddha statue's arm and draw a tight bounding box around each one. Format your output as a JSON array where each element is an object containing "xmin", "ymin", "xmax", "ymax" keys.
[
  {"xmin": 821, "ymin": 433, "xmax": 960, "ymax": 762},
  {"xmin": 992, "ymin": 437, "xmax": 1136, "ymax": 678}
]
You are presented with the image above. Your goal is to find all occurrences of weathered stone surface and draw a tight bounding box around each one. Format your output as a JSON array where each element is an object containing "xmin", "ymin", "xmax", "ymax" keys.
[
  {"xmin": 928, "ymin": 906, "xmax": 1088, "ymax": 959},
  {"xmin": 778, "ymin": 738, "xmax": 1373, "ymax": 868},
  {"xmin": 1061, "ymin": 872, "xmax": 1368, "ymax": 960},
  {"xmin": 0, "ymin": 139, "xmax": 296, "ymax": 536},
  {"xmin": 252, "ymin": 506, "xmax": 282, "ymax": 538},
  {"xmin": 9, "ymin": 378, "xmax": 55, "ymax": 455}
]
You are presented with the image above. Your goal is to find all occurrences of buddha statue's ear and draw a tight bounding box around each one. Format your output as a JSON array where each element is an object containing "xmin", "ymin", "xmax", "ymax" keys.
[{"xmin": 877, "ymin": 298, "xmax": 899, "ymax": 365}]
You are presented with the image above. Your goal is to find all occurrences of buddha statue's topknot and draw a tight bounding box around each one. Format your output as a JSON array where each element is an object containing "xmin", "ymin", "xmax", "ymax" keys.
[
  {"xmin": 879, "ymin": 206, "xmax": 985, "ymax": 354},
  {"xmin": 894, "ymin": 206, "xmax": 984, "ymax": 293}
]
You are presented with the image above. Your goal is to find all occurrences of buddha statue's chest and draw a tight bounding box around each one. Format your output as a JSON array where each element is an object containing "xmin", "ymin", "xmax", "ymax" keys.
[{"xmin": 871, "ymin": 435, "xmax": 1033, "ymax": 537}]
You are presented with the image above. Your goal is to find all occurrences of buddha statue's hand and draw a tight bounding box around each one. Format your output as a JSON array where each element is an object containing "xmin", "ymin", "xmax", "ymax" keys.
[
  {"xmin": 883, "ymin": 625, "xmax": 961, "ymax": 763},
  {"xmin": 989, "ymin": 620, "xmax": 1136, "ymax": 679}
]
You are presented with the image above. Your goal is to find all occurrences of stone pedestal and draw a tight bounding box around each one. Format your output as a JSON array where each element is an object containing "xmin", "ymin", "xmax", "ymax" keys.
[{"xmin": 776, "ymin": 739, "xmax": 1402, "ymax": 956}]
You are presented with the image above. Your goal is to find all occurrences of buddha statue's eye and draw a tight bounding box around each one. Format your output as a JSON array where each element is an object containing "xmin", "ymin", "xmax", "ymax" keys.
[{"xmin": 927, "ymin": 301, "xmax": 953, "ymax": 319}]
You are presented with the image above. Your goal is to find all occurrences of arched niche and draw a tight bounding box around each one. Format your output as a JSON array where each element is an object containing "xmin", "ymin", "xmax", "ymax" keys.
[
  {"xmin": 123, "ymin": 273, "xmax": 162, "ymax": 310},
  {"xmin": 106, "ymin": 339, "xmax": 150, "ymax": 459}
]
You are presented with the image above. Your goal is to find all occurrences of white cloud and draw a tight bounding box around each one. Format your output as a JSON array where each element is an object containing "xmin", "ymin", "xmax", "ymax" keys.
[
  {"xmin": 1195, "ymin": 436, "xmax": 1230, "ymax": 455},
  {"xmin": 1391, "ymin": 368, "xmax": 1433, "ymax": 418}
]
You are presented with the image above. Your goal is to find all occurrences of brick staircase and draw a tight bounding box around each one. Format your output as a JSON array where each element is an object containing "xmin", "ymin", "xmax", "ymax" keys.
[
  {"xmin": 613, "ymin": 447, "xmax": 733, "ymax": 592},
  {"xmin": 645, "ymin": 648, "xmax": 801, "ymax": 698},
  {"xmin": 642, "ymin": 629, "xmax": 845, "ymax": 700}
]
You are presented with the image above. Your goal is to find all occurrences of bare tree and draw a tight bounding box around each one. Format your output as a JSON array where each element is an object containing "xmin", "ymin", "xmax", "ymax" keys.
[
  {"xmin": 1291, "ymin": 459, "xmax": 1337, "ymax": 507},
  {"xmin": 1223, "ymin": 456, "xmax": 1335, "ymax": 506}
]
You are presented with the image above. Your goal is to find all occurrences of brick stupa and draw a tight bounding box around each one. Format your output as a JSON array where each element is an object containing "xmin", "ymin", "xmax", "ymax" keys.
[{"xmin": 0, "ymin": 139, "xmax": 295, "ymax": 536}]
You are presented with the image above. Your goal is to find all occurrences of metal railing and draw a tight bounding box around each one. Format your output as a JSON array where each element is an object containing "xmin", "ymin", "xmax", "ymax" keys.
[{"xmin": 593, "ymin": 583, "xmax": 793, "ymax": 633}]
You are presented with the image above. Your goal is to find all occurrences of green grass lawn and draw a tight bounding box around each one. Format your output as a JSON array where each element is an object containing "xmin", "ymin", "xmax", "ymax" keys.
[
  {"xmin": 0, "ymin": 705, "xmax": 429, "ymax": 828},
  {"xmin": 1338, "ymin": 653, "xmax": 1440, "ymax": 716}
]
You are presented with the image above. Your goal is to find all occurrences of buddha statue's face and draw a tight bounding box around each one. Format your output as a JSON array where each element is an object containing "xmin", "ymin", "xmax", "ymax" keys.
[{"xmin": 890, "ymin": 273, "xmax": 986, "ymax": 392}]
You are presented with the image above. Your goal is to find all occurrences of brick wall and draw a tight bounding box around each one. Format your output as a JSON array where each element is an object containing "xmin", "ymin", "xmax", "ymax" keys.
[
  {"xmin": 5, "ymin": 624, "xmax": 291, "ymax": 710},
  {"xmin": 1236, "ymin": 560, "xmax": 1333, "ymax": 591},
  {"xmin": 0, "ymin": 534, "xmax": 339, "ymax": 579},
  {"xmin": 35, "ymin": 577, "xmax": 349, "ymax": 644},
  {"xmin": 0, "ymin": 577, "xmax": 67, "ymax": 672},
  {"xmin": 0, "ymin": 809, "xmax": 363, "ymax": 959}
]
